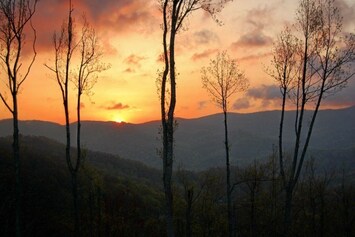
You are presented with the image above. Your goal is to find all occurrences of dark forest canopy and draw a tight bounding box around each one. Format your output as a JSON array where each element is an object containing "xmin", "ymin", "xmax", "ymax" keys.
[{"xmin": 0, "ymin": 135, "xmax": 354, "ymax": 236}]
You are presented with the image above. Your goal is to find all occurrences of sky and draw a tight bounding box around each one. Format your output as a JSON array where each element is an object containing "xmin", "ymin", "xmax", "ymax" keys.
[{"xmin": 0, "ymin": 0, "xmax": 354, "ymax": 124}]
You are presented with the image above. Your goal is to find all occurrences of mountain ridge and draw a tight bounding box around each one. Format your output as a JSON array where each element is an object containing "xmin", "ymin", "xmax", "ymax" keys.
[{"xmin": 1, "ymin": 106, "xmax": 354, "ymax": 170}]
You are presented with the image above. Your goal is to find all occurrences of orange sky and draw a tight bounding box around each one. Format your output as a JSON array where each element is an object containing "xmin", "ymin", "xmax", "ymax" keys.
[{"xmin": 1, "ymin": 0, "xmax": 354, "ymax": 124}]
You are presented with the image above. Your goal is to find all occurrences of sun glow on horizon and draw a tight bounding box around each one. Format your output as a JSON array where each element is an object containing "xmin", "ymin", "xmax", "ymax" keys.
[{"xmin": 112, "ymin": 114, "xmax": 125, "ymax": 123}]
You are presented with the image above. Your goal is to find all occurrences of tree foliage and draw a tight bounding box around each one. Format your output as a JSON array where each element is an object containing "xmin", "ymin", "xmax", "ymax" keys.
[
  {"xmin": 201, "ymin": 51, "xmax": 248, "ymax": 111},
  {"xmin": 268, "ymin": 0, "xmax": 355, "ymax": 235}
]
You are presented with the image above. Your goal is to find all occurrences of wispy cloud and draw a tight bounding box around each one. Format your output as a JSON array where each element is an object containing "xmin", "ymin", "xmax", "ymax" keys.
[
  {"xmin": 322, "ymin": 80, "xmax": 355, "ymax": 107},
  {"xmin": 198, "ymin": 100, "xmax": 208, "ymax": 110},
  {"xmin": 233, "ymin": 97, "xmax": 250, "ymax": 110},
  {"xmin": 191, "ymin": 48, "xmax": 218, "ymax": 61},
  {"xmin": 232, "ymin": 31, "xmax": 273, "ymax": 49},
  {"xmin": 247, "ymin": 84, "xmax": 280, "ymax": 100},
  {"xmin": 193, "ymin": 30, "xmax": 219, "ymax": 44},
  {"xmin": 335, "ymin": 0, "xmax": 355, "ymax": 29},
  {"xmin": 124, "ymin": 54, "xmax": 146, "ymax": 66},
  {"xmin": 103, "ymin": 102, "xmax": 130, "ymax": 110},
  {"xmin": 246, "ymin": 84, "xmax": 281, "ymax": 108},
  {"xmin": 123, "ymin": 54, "xmax": 147, "ymax": 73},
  {"xmin": 231, "ymin": 5, "xmax": 274, "ymax": 50}
]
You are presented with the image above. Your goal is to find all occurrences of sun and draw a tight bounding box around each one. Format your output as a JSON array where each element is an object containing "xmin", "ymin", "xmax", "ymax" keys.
[{"xmin": 112, "ymin": 115, "xmax": 125, "ymax": 123}]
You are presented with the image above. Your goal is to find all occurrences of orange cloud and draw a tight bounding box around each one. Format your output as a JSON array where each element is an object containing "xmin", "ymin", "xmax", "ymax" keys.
[
  {"xmin": 124, "ymin": 54, "xmax": 147, "ymax": 66},
  {"xmin": 104, "ymin": 102, "xmax": 130, "ymax": 110},
  {"xmin": 231, "ymin": 31, "xmax": 273, "ymax": 49},
  {"xmin": 191, "ymin": 48, "xmax": 218, "ymax": 61},
  {"xmin": 193, "ymin": 30, "xmax": 219, "ymax": 44}
]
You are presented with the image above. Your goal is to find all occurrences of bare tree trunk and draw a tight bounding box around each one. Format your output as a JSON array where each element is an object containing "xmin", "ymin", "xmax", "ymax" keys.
[
  {"xmin": 283, "ymin": 184, "xmax": 294, "ymax": 237},
  {"xmin": 72, "ymin": 173, "xmax": 79, "ymax": 236},
  {"xmin": 271, "ymin": 148, "xmax": 278, "ymax": 237},
  {"xmin": 74, "ymin": 91, "xmax": 82, "ymax": 236},
  {"xmin": 278, "ymin": 87, "xmax": 287, "ymax": 181},
  {"xmin": 161, "ymin": 1, "xmax": 177, "ymax": 235},
  {"xmin": 223, "ymin": 110, "xmax": 234, "ymax": 237},
  {"xmin": 12, "ymin": 93, "xmax": 21, "ymax": 237},
  {"xmin": 163, "ymin": 143, "xmax": 174, "ymax": 237}
]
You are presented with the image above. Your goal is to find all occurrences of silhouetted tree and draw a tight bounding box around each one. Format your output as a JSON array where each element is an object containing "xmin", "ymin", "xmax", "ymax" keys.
[
  {"xmin": 45, "ymin": 0, "xmax": 76, "ymax": 233},
  {"xmin": 201, "ymin": 51, "xmax": 248, "ymax": 237},
  {"xmin": 176, "ymin": 168, "xmax": 206, "ymax": 237},
  {"xmin": 45, "ymin": 1, "xmax": 107, "ymax": 235},
  {"xmin": 269, "ymin": 0, "xmax": 355, "ymax": 235},
  {"xmin": 0, "ymin": 1, "xmax": 38, "ymax": 236},
  {"xmin": 71, "ymin": 17, "xmax": 108, "ymax": 235},
  {"xmin": 157, "ymin": 1, "xmax": 230, "ymax": 236},
  {"xmin": 72, "ymin": 16, "xmax": 109, "ymax": 176},
  {"xmin": 297, "ymin": 158, "xmax": 334, "ymax": 237}
]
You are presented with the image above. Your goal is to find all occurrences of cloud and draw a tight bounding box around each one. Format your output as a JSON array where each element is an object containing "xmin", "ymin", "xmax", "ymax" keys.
[
  {"xmin": 198, "ymin": 101, "xmax": 208, "ymax": 110},
  {"xmin": 124, "ymin": 54, "xmax": 146, "ymax": 66},
  {"xmin": 245, "ymin": 5, "xmax": 276, "ymax": 30},
  {"xmin": 236, "ymin": 52, "xmax": 272, "ymax": 62},
  {"xmin": 231, "ymin": 5, "xmax": 274, "ymax": 51},
  {"xmin": 191, "ymin": 48, "xmax": 218, "ymax": 61},
  {"xmin": 245, "ymin": 84, "xmax": 281, "ymax": 108},
  {"xmin": 247, "ymin": 84, "xmax": 280, "ymax": 100},
  {"xmin": 31, "ymin": 0, "xmax": 159, "ymax": 53},
  {"xmin": 334, "ymin": 0, "xmax": 355, "ymax": 29},
  {"xmin": 124, "ymin": 68, "xmax": 135, "ymax": 73},
  {"xmin": 193, "ymin": 30, "xmax": 219, "ymax": 44},
  {"xmin": 123, "ymin": 54, "xmax": 147, "ymax": 73},
  {"xmin": 233, "ymin": 97, "xmax": 250, "ymax": 110},
  {"xmin": 322, "ymin": 79, "xmax": 355, "ymax": 107},
  {"xmin": 104, "ymin": 102, "xmax": 130, "ymax": 110},
  {"xmin": 232, "ymin": 31, "xmax": 273, "ymax": 49},
  {"xmin": 78, "ymin": 0, "xmax": 160, "ymax": 34}
]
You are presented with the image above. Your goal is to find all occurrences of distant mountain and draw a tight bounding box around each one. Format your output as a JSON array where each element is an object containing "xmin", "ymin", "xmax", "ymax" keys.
[{"xmin": 1, "ymin": 106, "xmax": 354, "ymax": 170}]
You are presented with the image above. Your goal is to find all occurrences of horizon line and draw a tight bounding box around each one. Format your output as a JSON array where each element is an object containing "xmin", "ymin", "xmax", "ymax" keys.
[{"xmin": 0, "ymin": 105, "xmax": 353, "ymax": 126}]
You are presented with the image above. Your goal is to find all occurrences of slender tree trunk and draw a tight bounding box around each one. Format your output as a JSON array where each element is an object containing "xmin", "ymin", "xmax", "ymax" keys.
[
  {"xmin": 163, "ymin": 144, "xmax": 174, "ymax": 237},
  {"xmin": 72, "ymin": 173, "xmax": 79, "ymax": 236},
  {"xmin": 74, "ymin": 92, "xmax": 82, "ymax": 236},
  {"xmin": 279, "ymin": 87, "xmax": 287, "ymax": 181},
  {"xmin": 161, "ymin": 3, "xmax": 177, "ymax": 235},
  {"xmin": 271, "ymin": 149, "xmax": 278, "ymax": 237},
  {"xmin": 13, "ymin": 92, "xmax": 21, "ymax": 237},
  {"xmin": 63, "ymin": 97, "xmax": 81, "ymax": 236},
  {"xmin": 283, "ymin": 184, "xmax": 294, "ymax": 237},
  {"xmin": 282, "ymin": 34, "xmax": 309, "ymax": 237},
  {"xmin": 162, "ymin": 118, "xmax": 174, "ymax": 237},
  {"xmin": 223, "ymin": 110, "xmax": 234, "ymax": 237}
]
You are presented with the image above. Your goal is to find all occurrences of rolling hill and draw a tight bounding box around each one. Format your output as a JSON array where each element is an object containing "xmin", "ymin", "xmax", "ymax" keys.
[{"xmin": 1, "ymin": 106, "xmax": 354, "ymax": 170}]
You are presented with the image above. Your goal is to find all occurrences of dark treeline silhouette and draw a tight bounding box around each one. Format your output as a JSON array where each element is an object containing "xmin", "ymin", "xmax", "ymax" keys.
[{"xmin": 0, "ymin": 136, "xmax": 354, "ymax": 237}]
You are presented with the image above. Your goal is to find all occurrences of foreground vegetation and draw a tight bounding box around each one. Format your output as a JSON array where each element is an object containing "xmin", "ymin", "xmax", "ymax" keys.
[{"xmin": 0, "ymin": 136, "xmax": 353, "ymax": 237}]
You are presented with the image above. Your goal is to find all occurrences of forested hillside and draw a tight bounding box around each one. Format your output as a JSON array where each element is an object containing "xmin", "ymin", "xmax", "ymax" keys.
[{"xmin": 0, "ymin": 136, "xmax": 354, "ymax": 236}]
